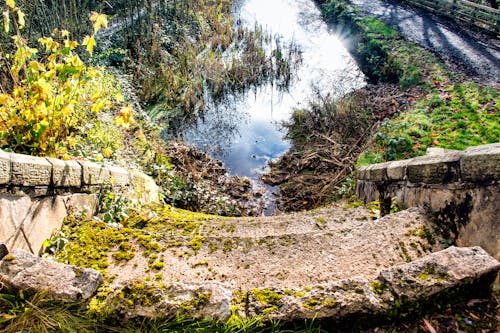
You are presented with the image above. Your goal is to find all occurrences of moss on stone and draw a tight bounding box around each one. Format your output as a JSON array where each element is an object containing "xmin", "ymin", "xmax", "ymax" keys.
[
  {"xmin": 252, "ymin": 289, "xmax": 283, "ymax": 306},
  {"xmin": 370, "ymin": 281, "xmax": 386, "ymax": 295},
  {"xmin": 3, "ymin": 254, "xmax": 15, "ymax": 261}
]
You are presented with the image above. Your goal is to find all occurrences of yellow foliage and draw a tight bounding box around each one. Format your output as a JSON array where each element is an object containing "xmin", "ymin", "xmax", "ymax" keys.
[{"xmin": 0, "ymin": 2, "xmax": 132, "ymax": 157}]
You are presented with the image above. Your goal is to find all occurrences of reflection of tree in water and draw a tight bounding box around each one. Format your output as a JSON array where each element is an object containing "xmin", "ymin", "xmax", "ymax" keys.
[{"xmin": 182, "ymin": 96, "xmax": 251, "ymax": 158}]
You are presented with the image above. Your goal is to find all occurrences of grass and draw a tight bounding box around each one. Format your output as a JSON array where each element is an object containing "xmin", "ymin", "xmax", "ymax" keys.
[
  {"xmin": 0, "ymin": 291, "xmax": 325, "ymax": 333},
  {"xmin": 358, "ymin": 82, "xmax": 500, "ymax": 164}
]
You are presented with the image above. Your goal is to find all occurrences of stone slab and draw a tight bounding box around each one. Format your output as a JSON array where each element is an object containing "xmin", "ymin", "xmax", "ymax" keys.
[
  {"xmin": 0, "ymin": 249, "xmax": 103, "ymax": 301},
  {"xmin": 0, "ymin": 150, "xmax": 10, "ymax": 184},
  {"xmin": 247, "ymin": 278, "xmax": 385, "ymax": 321},
  {"xmin": 386, "ymin": 159, "xmax": 409, "ymax": 181},
  {"xmin": 47, "ymin": 158, "xmax": 82, "ymax": 187},
  {"xmin": 128, "ymin": 170, "xmax": 159, "ymax": 204},
  {"xmin": 366, "ymin": 162, "xmax": 391, "ymax": 182},
  {"xmin": 461, "ymin": 143, "xmax": 500, "ymax": 181},
  {"xmin": 22, "ymin": 196, "xmax": 67, "ymax": 254},
  {"xmin": 108, "ymin": 165, "xmax": 130, "ymax": 187},
  {"xmin": 105, "ymin": 281, "xmax": 232, "ymax": 321},
  {"xmin": 78, "ymin": 160, "xmax": 111, "ymax": 185},
  {"xmin": 10, "ymin": 153, "xmax": 52, "ymax": 186},
  {"xmin": 379, "ymin": 246, "xmax": 500, "ymax": 301},
  {"xmin": 406, "ymin": 153, "xmax": 463, "ymax": 184}
]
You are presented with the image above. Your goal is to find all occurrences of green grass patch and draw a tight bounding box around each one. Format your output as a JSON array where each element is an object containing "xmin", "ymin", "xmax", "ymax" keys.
[{"xmin": 358, "ymin": 82, "xmax": 500, "ymax": 164}]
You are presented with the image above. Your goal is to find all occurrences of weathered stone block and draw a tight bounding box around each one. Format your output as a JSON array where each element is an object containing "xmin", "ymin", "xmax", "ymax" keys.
[
  {"xmin": 356, "ymin": 166, "xmax": 369, "ymax": 180},
  {"xmin": 105, "ymin": 281, "xmax": 232, "ymax": 321},
  {"xmin": 47, "ymin": 158, "xmax": 82, "ymax": 187},
  {"xmin": 0, "ymin": 249, "xmax": 103, "ymax": 301},
  {"xmin": 379, "ymin": 246, "xmax": 500, "ymax": 301},
  {"xmin": 129, "ymin": 170, "xmax": 160, "ymax": 204},
  {"xmin": 78, "ymin": 160, "xmax": 111, "ymax": 185},
  {"xmin": 22, "ymin": 196, "xmax": 67, "ymax": 254},
  {"xmin": 10, "ymin": 153, "xmax": 52, "ymax": 186},
  {"xmin": 0, "ymin": 150, "xmax": 10, "ymax": 184},
  {"xmin": 63, "ymin": 193, "xmax": 99, "ymax": 218},
  {"xmin": 247, "ymin": 279, "xmax": 386, "ymax": 321},
  {"xmin": 406, "ymin": 153, "xmax": 463, "ymax": 184},
  {"xmin": 0, "ymin": 194, "xmax": 32, "ymax": 250},
  {"xmin": 366, "ymin": 162, "xmax": 390, "ymax": 181},
  {"xmin": 108, "ymin": 165, "xmax": 130, "ymax": 187},
  {"xmin": 386, "ymin": 159, "xmax": 409, "ymax": 181},
  {"xmin": 461, "ymin": 143, "xmax": 500, "ymax": 181}
]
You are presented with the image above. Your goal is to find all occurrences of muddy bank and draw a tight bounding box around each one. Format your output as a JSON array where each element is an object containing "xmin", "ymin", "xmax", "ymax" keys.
[{"xmin": 262, "ymin": 84, "xmax": 415, "ymax": 212}]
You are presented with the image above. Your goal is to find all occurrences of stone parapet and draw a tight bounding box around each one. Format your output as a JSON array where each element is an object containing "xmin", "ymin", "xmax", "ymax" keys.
[
  {"xmin": 356, "ymin": 143, "xmax": 500, "ymax": 260},
  {"xmin": 0, "ymin": 150, "xmax": 160, "ymax": 255}
]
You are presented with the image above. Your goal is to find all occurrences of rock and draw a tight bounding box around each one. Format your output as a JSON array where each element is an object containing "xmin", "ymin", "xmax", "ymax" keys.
[
  {"xmin": 247, "ymin": 278, "xmax": 387, "ymax": 321},
  {"xmin": 0, "ymin": 150, "xmax": 10, "ymax": 185},
  {"xmin": 104, "ymin": 280, "xmax": 232, "ymax": 322},
  {"xmin": 47, "ymin": 158, "xmax": 82, "ymax": 188},
  {"xmin": 0, "ymin": 249, "xmax": 103, "ymax": 302},
  {"xmin": 78, "ymin": 160, "xmax": 111, "ymax": 186},
  {"xmin": 10, "ymin": 153, "xmax": 52, "ymax": 187},
  {"xmin": 406, "ymin": 153, "xmax": 463, "ymax": 184},
  {"xmin": 379, "ymin": 246, "xmax": 500, "ymax": 303},
  {"xmin": 461, "ymin": 143, "xmax": 500, "ymax": 181}
]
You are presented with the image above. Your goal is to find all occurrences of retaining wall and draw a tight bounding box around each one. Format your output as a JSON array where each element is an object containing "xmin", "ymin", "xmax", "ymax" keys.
[
  {"xmin": 0, "ymin": 150, "xmax": 160, "ymax": 255},
  {"xmin": 356, "ymin": 143, "xmax": 500, "ymax": 260}
]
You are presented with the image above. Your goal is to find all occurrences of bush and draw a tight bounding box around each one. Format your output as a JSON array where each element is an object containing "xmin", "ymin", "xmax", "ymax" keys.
[{"xmin": 0, "ymin": 1, "xmax": 131, "ymax": 157}]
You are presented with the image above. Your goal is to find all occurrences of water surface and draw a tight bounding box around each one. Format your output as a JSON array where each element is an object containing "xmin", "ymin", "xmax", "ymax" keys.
[{"xmin": 181, "ymin": 0, "xmax": 365, "ymax": 213}]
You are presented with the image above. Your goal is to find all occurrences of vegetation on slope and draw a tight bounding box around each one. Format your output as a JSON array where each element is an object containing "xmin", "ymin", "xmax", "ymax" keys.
[{"xmin": 264, "ymin": 0, "xmax": 499, "ymax": 212}]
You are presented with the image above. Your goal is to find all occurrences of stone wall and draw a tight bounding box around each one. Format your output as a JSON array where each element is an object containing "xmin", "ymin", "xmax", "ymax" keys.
[
  {"xmin": 0, "ymin": 150, "xmax": 160, "ymax": 255},
  {"xmin": 356, "ymin": 143, "xmax": 500, "ymax": 260}
]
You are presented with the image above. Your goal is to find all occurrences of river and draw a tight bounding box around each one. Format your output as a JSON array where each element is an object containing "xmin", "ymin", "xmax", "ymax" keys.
[{"xmin": 180, "ymin": 0, "xmax": 365, "ymax": 214}]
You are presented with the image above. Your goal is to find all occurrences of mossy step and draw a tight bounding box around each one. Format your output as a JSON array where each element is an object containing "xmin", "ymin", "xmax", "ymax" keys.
[{"xmin": 105, "ymin": 208, "xmax": 442, "ymax": 292}]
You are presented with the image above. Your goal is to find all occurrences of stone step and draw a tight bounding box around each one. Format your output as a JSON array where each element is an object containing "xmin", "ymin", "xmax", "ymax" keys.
[
  {"xmin": 106, "ymin": 208, "xmax": 442, "ymax": 292},
  {"xmin": 102, "ymin": 246, "xmax": 500, "ymax": 323},
  {"xmin": 200, "ymin": 205, "xmax": 375, "ymax": 238}
]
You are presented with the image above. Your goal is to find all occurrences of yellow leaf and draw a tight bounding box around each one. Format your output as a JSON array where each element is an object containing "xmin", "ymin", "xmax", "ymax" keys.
[
  {"xmin": 89, "ymin": 12, "xmax": 108, "ymax": 33},
  {"xmin": 3, "ymin": 10, "xmax": 10, "ymax": 33},
  {"xmin": 102, "ymin": 147, "xmax": 112, "ymax": 158},
  {"xmin": 17, "ymin": 9, "xmax": 24, "ymax": 28},
  {"xmin": 114, "ymin": 92, "xmax": 124, "ymax": 102},
  {"xmin": 6, "ymin": 0, "xmax": 15, "ymax": 9},
  {"xmin": 82, "ymin": 36, "xmax": 96, "ymax": 56}
]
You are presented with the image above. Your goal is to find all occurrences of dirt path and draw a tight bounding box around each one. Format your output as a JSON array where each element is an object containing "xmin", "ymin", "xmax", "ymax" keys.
[{"xmin": 348, "ymin": 0, "xmax": 500, "ymax": 87}]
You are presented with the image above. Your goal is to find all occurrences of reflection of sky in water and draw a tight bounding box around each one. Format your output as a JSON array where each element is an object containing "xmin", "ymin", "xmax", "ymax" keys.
[{"xmin": 182, "ymin": 0, "xmax": 365, "ymax": 181}]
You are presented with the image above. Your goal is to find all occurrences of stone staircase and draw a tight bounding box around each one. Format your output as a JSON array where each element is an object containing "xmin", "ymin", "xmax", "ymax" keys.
[{"xmin": 0, "ymin": 144, "xmax": 499, "ymax": 328}]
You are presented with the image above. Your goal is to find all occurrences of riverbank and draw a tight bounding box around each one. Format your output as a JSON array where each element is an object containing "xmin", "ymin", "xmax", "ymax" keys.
[{"xmin": 264, "ymin": 0, "xmax": 499, "ymax": 212}]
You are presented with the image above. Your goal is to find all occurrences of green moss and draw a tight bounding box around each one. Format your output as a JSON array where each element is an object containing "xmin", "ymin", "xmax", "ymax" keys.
[
  {"xmin": 316, "ymin": 217, "xmax": 327, "ymax": 225},
  {"xmin": 251, "ymin": 289, "xmax": 283, "ymax": 306},
  {"xmin": 188, "ymin": 236, "xmax": 205, "ymax": 254},
  {"xmin": 303, "ymin": 299, "xmax": 321, "ymax": 310},
  {"xmin": 223, "ymin": 239, "xmax": 233, "ymax": 253},
  {"xmin": 398, "ymin": 241, "xmax": 412, "ymax": 263},
  {"xmin": 370, "ymin": 281, "xmax": 386, "ymax": 295},
  {"xmin": 3, "ymin": 255, "xmax": 15, "ymax": 261},
  {"xmin": 149, "ymin": 261, "xmax": 165, "ymax": 270},
  {"xmin": 112, "ymin": 251, "xmax": 135, "ymax": 261},
  {"xmin": 192, "ymin": 261, "xmax": 209, "ymax": 268},
  {"xmin": 294, "ymin": 291, "xmax": 306, "ymax": 298},
  {"xmin": 324, "ymin": 298, "xmax": 337, "ymax": 308}
]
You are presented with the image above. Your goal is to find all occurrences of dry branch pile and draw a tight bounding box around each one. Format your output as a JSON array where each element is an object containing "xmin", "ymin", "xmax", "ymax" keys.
[{"xmin": 263, "ymin": 83, "xmax": 414, "ymax": 212}]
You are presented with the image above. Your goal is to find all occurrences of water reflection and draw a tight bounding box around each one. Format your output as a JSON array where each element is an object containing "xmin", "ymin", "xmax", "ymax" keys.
[{"xmin": 180, "ymin": 0, "xmax": 365, "ymax": 212}]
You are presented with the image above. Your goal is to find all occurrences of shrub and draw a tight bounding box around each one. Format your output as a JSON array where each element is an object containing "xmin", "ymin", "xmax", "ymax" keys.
[{"xmin": 0, "ymin": 1, "xmax": 131, "ymax": 157}]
